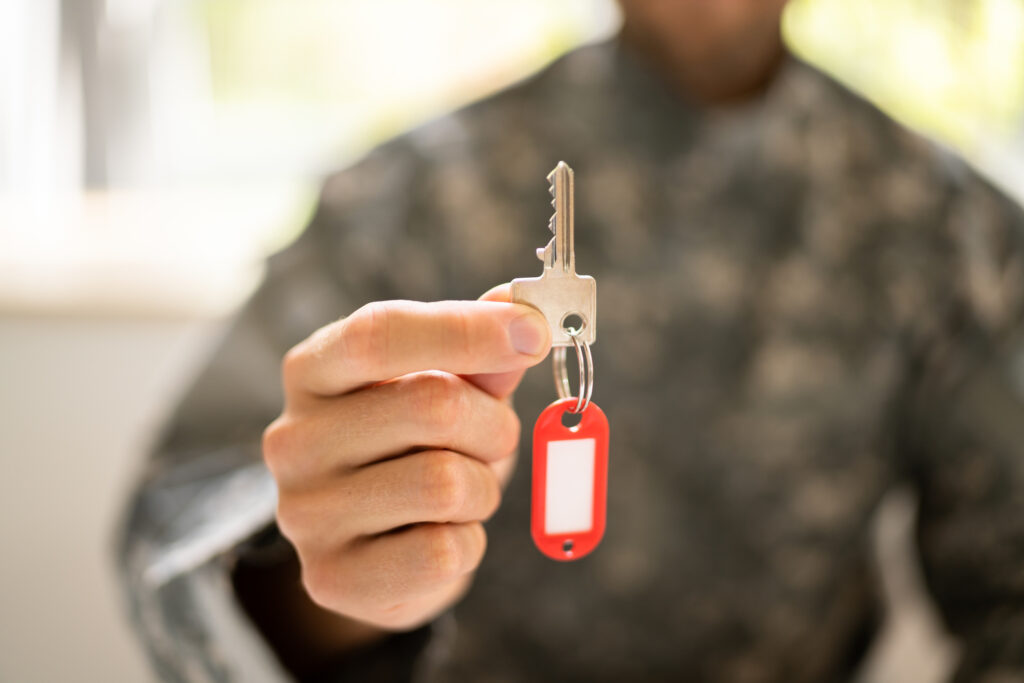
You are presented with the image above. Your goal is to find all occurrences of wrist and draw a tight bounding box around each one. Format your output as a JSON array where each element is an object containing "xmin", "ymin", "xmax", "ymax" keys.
[{"xmin": 231, "ymin": 526, "xmax": 388, "ymax": 679}]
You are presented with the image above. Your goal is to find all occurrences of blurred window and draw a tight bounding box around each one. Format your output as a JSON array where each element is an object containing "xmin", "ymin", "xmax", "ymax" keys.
[{"xmin": 1, "ymin": 0, "xmax": 1022, "ymax": 315}]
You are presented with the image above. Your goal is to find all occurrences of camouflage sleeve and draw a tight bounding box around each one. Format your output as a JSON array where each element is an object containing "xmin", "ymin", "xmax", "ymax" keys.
[
  {"xmin": 902, "ymin": 170, "xmax": 1024, "ymax": 681},
  {"xmin": 115, "ymin": 141, "xmax": 443, "ymax": 682}
]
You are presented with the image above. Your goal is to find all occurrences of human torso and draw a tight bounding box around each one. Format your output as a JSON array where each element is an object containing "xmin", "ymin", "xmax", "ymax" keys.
[{"xmin": 320, "ymin": 42, "xmax": 961, "ymax": 682}]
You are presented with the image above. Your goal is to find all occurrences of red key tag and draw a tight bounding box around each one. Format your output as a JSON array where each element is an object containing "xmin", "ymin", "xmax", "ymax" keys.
[{"xmin": 531, "ymin": 397, "xmax": 609, "ymax": 561}]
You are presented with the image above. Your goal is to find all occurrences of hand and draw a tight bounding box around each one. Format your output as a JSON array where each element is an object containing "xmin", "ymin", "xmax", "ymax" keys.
[{"xmin": 262, "ymin": 285, "xmax": 551, "ymax": 631}]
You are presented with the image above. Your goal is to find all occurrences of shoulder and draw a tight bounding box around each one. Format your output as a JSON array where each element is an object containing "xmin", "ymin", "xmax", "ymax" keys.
[
  {"xmin": 755, "ymin": 56, "xmax": 1024, "ymax": 339},
  {"xmin": 767, "ymin": 57, "xmax": 945, "ymax": 178},
  {"xmin": 779, "ymin": 55, "xmax": 1021, "ymax": 223}
]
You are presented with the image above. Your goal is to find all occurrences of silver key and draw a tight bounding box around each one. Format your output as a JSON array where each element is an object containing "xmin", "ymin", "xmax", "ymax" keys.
[{"xmin": 511, "ymin": 161, "xmax": 596, "ymax": 347}]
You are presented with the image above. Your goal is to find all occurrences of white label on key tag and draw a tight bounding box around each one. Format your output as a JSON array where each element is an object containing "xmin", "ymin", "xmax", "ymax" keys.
[{"xmin": 544, "ymin": 438, "xmax": 596, "ymax": 534}]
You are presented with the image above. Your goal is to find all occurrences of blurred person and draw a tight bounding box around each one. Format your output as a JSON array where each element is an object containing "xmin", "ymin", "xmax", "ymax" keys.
[{"xmin": 119, "ymin": 1, "xmax": 1024, "ymax": 681}]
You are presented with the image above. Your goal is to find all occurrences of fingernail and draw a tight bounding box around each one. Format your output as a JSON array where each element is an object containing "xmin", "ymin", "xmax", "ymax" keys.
[{"xmin": 508, "ymin": 313, "xmax": 548, "ymax": 355}]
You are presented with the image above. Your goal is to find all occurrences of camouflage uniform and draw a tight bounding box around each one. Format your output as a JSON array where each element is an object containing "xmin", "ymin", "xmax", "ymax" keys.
[{"xmin": 119, "ymin": 40, "xmax": 1024, "ymax": 682}]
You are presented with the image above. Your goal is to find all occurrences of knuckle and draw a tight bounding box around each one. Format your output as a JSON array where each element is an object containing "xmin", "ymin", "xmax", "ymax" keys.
[
  {"xmin": 449, "ymin": 307, "xmax": 476, "ymax": 362},
  {"xmin": 471, "ymin": 522, "xmax": 488, "ymax": 561},
  {"xmin": 262, "ymin": 417, "xmax": 317, "ymax": 484},
  {"xmin": 422, "ymin": 451, "xmax": 466, "ymax": 518},
  {"xmin": 481, "ymin": 477, "xmax": 502, "ymax": 520},
  {"xmin": 340, "ymin": 302, "xmax": 391, "ymax": 377},
  {"xmin": 280, "ymin": 344, "xmax": 305, "ymax": 386},
  {"xmin": 261, "ymin": 418, "xmax": 296, "ymax": 478},
  {"xmin": 274, "ymin": 496, "xmax": 304, "ymax": 545},
  {"xmin": 496, "ymin": 408, "xmax": 522, "ymax": 456},
  {"xmin": 414, "ymin": 373, "xmax": 465, "ymax": 440},
  {"xmin": 300, "ymin": 558, "xmax": 339, "ymax": 611},
  {"xmin": 422, "ymin": 525, "xmax": 466, "ymax": 582}
]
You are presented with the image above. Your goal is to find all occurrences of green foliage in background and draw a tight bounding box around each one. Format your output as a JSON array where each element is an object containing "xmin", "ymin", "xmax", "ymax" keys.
[
  {"xmin": 193, "ymin": 0, "xmax": 1024, "ymax": 164},
  {"xmin": 180, "ymin": 0, "xmax": 1024, "ymax": 257},
  {"xmin": 784, "ymin": 0, "xmax": 1024, "ymax": 148},
  {"xmin": 195, "ymin": 0, "xmax": 601, "ymax": 149}
]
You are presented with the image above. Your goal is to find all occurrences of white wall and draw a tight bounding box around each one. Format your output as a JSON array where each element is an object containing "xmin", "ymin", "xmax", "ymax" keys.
[{"xmin": 0, "ymin": 313, "xmax": 217, "ymax": 682}]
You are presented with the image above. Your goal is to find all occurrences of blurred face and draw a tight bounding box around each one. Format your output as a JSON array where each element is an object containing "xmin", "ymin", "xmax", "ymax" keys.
[{"xmin": 617, "ymin": 0, "xmax": 791, "ymax": 102}]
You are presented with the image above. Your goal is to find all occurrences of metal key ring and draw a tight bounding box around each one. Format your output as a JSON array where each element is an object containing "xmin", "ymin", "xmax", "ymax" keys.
[{"xmin": 552, "ymin": 328, "xmax": 594, "ymax": 414}]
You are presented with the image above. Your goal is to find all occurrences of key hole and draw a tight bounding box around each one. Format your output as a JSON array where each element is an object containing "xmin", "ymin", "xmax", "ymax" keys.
[
  {"xmin": 561, "ymin": 313, "xmax": 585, "ymax": 335},
  {"xmin": 562, "ymin": 539, "xmax": 574, "ymax": 556},
  {"xmin": 561, "ymin": 410, "xmax": 583, "ymax": 430}
]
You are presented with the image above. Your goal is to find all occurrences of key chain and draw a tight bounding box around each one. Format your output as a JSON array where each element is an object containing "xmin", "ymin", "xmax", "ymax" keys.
[{"xmin": 512, "ymin": 161, "xmax": 609, "ymax": 562}]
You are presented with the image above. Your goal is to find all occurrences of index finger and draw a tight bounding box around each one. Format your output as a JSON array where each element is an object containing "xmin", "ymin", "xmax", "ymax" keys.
[{"xmin": 285, "ymin": 299, "xmax": 551, "ymax": 397}]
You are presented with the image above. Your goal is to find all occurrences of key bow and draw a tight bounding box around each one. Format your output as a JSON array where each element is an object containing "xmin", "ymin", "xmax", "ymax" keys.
[{"xmin": 511, "ymin": 161, "xmax": 597, "ymax": 347}]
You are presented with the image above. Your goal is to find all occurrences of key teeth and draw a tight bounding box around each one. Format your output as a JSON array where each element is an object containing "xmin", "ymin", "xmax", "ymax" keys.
[{"xmin": 544, "ymin": 161, "xmax": 567, "ymax": 243}]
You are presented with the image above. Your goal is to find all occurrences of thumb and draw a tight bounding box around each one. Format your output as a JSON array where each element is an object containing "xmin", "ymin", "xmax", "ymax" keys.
[{"xmin": 464, "ymin": 284, "xmax": 547, "ymax": 398}]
